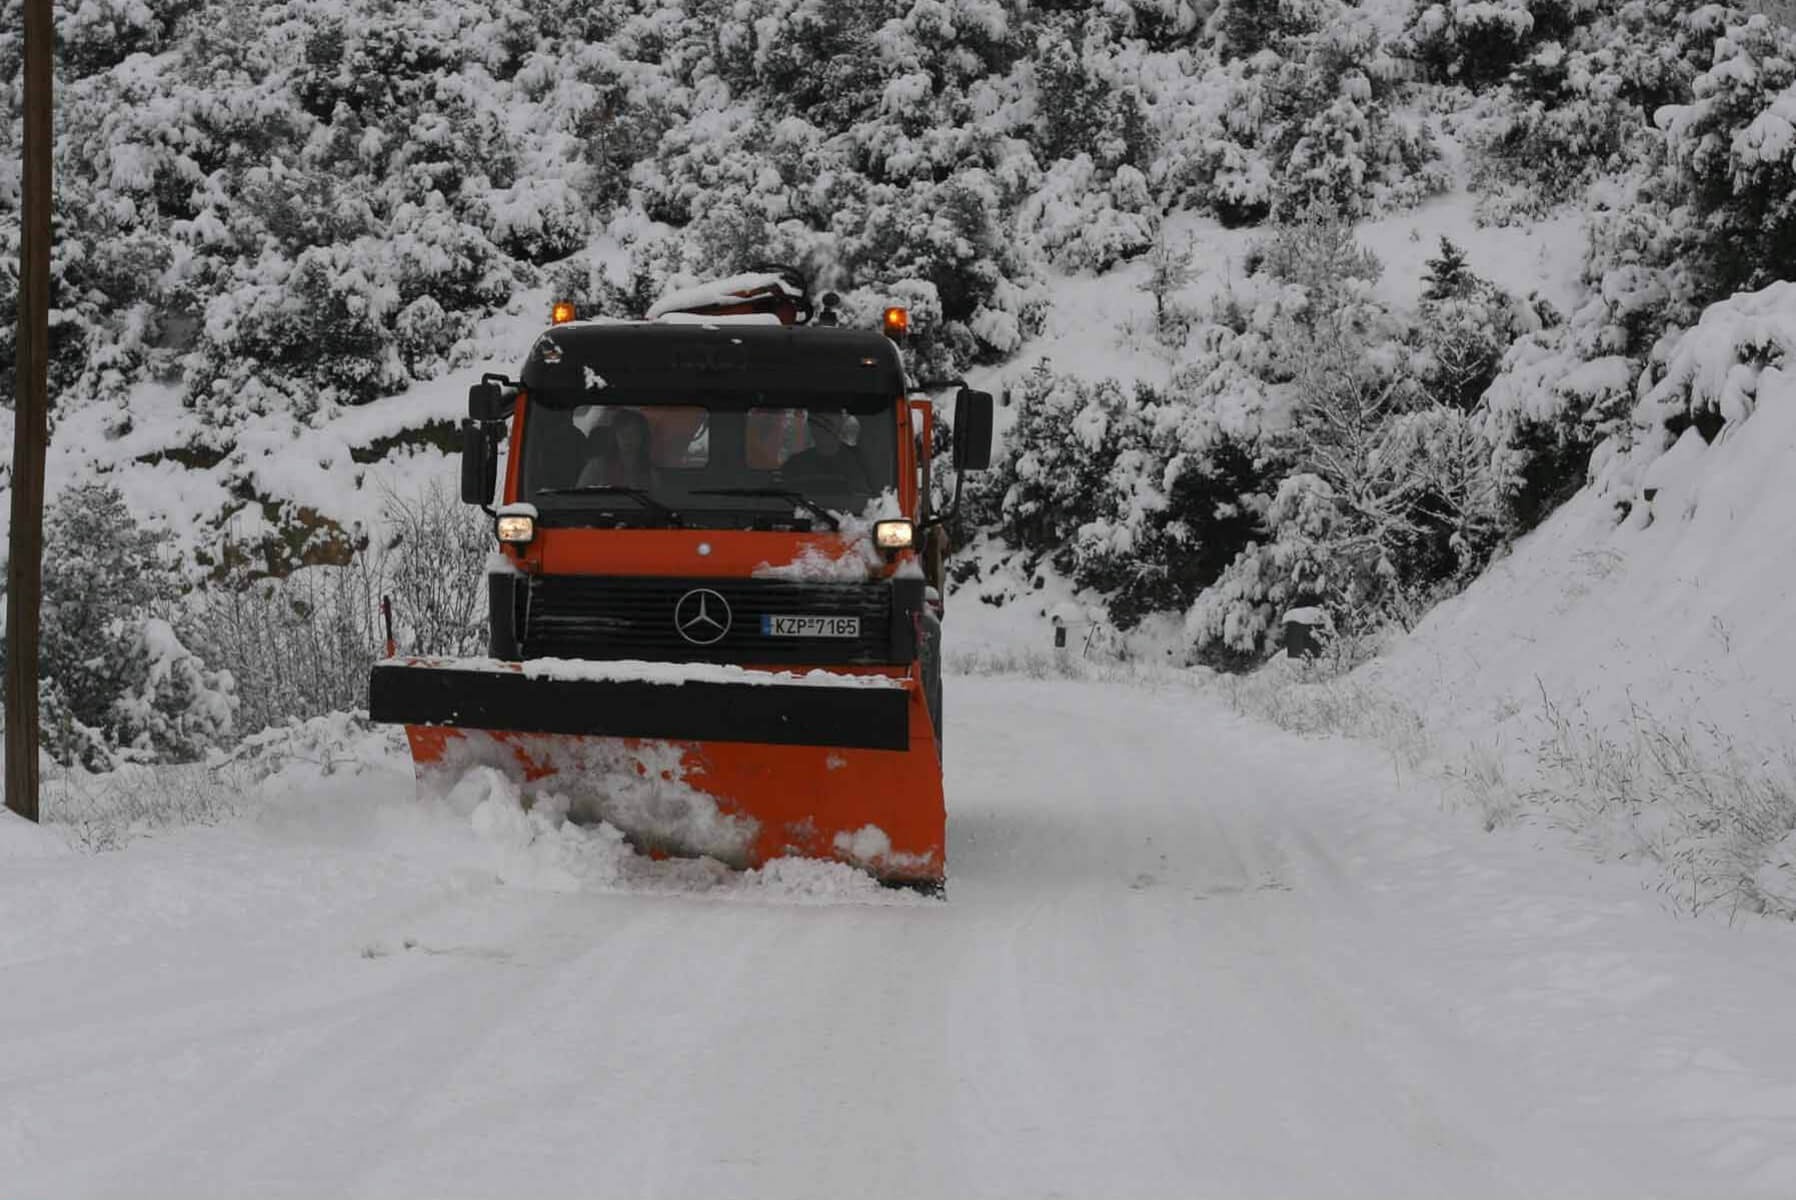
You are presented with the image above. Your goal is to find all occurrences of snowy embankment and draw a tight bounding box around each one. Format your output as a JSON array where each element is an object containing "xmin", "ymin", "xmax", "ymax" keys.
[
  {"xmin": 1358, "ymin": 283, "xmax": 1796, "ymax": 914},
  {"xmin": 6, "ymin": 676, "xmax": 1796, "ymax": 1199},
  {"xmin": 1372, "ymin": 282, "xmax": 1796, "ymax": 747},
  {"xmin": 0, "ymin": 284, "xmax": 556, "ymax": 572}
]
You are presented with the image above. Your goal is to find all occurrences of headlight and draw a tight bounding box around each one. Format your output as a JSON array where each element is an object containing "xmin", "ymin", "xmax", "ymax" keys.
[
  {"xmin": 496, "ymin": 514, "xmax": 536, "ymax": 544},
  {"xmin": 874, "ymin": 519, "xmax": 915, "ymax": 550}
]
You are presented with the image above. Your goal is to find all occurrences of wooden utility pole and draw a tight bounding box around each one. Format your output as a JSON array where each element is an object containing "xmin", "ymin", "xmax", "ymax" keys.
[{"xmin": 7, "ymin": 0, "xmax": 52, "ymax": 822}]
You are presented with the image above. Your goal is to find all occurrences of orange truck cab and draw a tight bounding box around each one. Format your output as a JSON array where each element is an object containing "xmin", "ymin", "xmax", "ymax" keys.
[{"xmin": 369, "ymin": 277, "xmax": 993, "ymax": 891}]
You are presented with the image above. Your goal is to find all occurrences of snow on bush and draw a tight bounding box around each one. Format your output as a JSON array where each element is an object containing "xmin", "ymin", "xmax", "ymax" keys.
[
  {"xmin": 1402, "ymin": 0, "xmax": 1564, "ymax": 88},
  {"xmin": 186, "ymin": 482, "xmax": 488, "ymax": 738},
  {"xmin": 1159, "ymin": 3, "xmax": 1448, "ymax": 223},
  {"xmin": 975, "ymin": 203, "xmax": 1537, "ymax": 662},
  {"xmin": 1181, "ymin": 212, "xmax": 1518, "ymax": 662},
  {"xmin": 0, "ymin": 0, "xmax": 1475, "ymax": 454},
  {"xmin": 977, "ymin": 342, "xmax": 1285, "ymax": 631},
  {"xmin": 2, "ymin": 484, "xmax": 236, "ymax": 768},
  {"xmin": 1593, "ymin": 280, "xmax": 1796, "ymax": 508},
  {"xmin": 1654, "ymin": 9, "xmax": 1796, "ymax": 298}
]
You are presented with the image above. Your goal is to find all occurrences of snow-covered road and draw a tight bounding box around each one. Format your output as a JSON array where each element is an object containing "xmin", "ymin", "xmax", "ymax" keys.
[{"xmin": 5, "ymin": 676, "xmax": 1796, "ymax": 1199}]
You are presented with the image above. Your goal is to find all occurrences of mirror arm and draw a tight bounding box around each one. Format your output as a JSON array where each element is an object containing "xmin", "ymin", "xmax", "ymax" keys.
[
  {"xmin": 921, "ymin": 464, "xmax": 965, "ymax": 532},
  {"xmin": 484, "ymin": 422, "xmax": 502, "ymax": 517},
  {"xmin": 912, "ymin": 378, "xmax": 969, "ymax": 533}
]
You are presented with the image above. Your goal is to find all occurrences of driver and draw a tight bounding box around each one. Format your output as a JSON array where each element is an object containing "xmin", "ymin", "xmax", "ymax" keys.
[{"xmin": 778, "ymin": 410, "xmax": 869, "ymax": 491}]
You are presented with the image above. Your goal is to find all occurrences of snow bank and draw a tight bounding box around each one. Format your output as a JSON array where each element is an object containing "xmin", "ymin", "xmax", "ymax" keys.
[
  {"xmin": 1368, "ymin": 282, "xmax": 1796, "ymax": 754},
  {"xmin": 0, "ymin": 811, "xmax": 68, "ymax": 859}
]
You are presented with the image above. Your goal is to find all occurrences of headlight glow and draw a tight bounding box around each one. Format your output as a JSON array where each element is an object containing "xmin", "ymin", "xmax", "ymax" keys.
[
  {"xmin": 496, "ymin": 514, "xmax": 536, "ymax": 544},
  {"xmin": 874, "ymin": 519, "xmax": 915, "ymax": 550}
]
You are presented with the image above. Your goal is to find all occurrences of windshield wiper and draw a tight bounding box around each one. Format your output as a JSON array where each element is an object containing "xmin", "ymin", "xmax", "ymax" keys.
[
  {"xmin": 689, "ymin": 488, "xmax": 841, "ymax": 532},
  {"xmin": 533, "ymin": 485, "xmax": 682, "ymax": 526}
]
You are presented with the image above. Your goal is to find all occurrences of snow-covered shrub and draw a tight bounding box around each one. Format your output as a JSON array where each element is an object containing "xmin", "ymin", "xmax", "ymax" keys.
[
  {"xmin": 1211, "ymin": 0, "xmax": 1328, "ymax": 60},
  {"xmin": 1402, "ymin": 0, "xmax": 1587, "ymax": 88},
  {"xmin": 1474, "ymin": 158, "xmax": 1704, "ymax": 533},
  {"xmin": 1592, "ymin": 281, "xmax": 1796, "ymax": 506},
  {"xmin": 53, "ymin": 0, "xmax": 200, "ymax": 77},
  {"xmin": 1019, "ymin": 157, "xmax": 1156, "ymax": 272},
  {"xmin": 985, "ymin": 363, "xmax": 1148, "ymax": 562},
  {"xmin": 1413, "ymin": 237, "xmax": 1527, "ymax": 409},
  {"xmin": 1275, "ymin": 15, "xmax": 1447, "ymax": 217},
  {"xmin": 1282, "ymin": 316, "xmax": 1421, "ymax": 550},
  {"xmin": 5, "ymin": 484, "xmax": 235, "ymax": 768},
  {"xmin": 1079, "ymin": 422, "xmax": 1275, "ymax": 629},
  {"xmin": 1461, "ymin": 50, "xmax": 1642, "ymax": 221},
  {"xmin": 376, "ymin": 481, "xmax": 491, "ymax": 660},
  {"xmin": 1183, "ymin": 209, "xmax": 1512, "ymax": 664},
  {"xmin": 978, "ymin": 347, "xmax": 1284, "ymax": 629},
  {"xmin": 1186, "ymin": 400, "xmax": 1497, "ymax": 666},
  {"xmin": 1185, "ymin": 472, "xmax": 1384, "ymax": 665},
  {"xmin": 1151, "ymin": 3, "xmax": 1447, "ymax": 225},
  {"xmin": 1142, "ymin": 222, "xmax": 1198, "ymax": 342},
  {"xmin": 1253, "ymin": 196, "xmax": 1384, "ymax": 311},
  {"xmin": 1030, "ymin": 15, "xmax": 1140, "ymax": 166},
  {"xmin": 1479, "ymin": 320, "xmax": 1637, "ymax": 529},
  {"xmin": 835, "ymin": 172, "xmax": 1041, "ymax": 373},
  {"xmin": 393, "ymin": 295, "xmax": 457, "ymax": 378},
  {"xmin": 185, "ymin": 560, "xmax": 384, "ymax": 741},
  {"xmin": 1655, "ymin": 10, "xmax": 1796, "ymax": 298},
  {"xmin": 187, "ymin": 482, "xmax": 488, "ymax": 737},
  {"xmin": 1374, "ymin": 404, "xmax": 1504, "ymax": 588},
  {"xmin": 1454, "ymin": 3, "xmax": 1763, "ymax": 228}
]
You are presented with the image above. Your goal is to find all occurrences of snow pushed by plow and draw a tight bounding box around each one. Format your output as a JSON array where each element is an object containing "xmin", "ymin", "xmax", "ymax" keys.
[{"xmin": 449, "ymin": 763, "xmax": 924, "ymax": 906}]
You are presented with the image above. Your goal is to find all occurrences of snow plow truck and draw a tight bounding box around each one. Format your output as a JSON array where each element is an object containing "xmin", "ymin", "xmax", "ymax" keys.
[{"xmin": 369, "ymin": 270, "xmax": 992, "ymax": 891}]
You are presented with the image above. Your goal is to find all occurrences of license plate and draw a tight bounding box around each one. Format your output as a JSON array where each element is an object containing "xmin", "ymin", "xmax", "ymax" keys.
[{"xmin": 762, "ymin": 614, "xmax": 860, "ymax": 638}]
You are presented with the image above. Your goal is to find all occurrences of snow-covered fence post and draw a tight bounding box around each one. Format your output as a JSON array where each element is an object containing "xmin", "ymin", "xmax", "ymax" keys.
[{"xmin": 6, "ymin": 0, "xmax": 52, "ymax": 823}]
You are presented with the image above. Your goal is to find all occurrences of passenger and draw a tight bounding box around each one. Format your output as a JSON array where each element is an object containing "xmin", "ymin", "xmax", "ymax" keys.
[
  {"xmin": 577, "ymin": 408, "xmax": 654, "ymax": 489},
  {"xmin": 778, "ymin": 410, "xmax": 869, "ymax": 491}
]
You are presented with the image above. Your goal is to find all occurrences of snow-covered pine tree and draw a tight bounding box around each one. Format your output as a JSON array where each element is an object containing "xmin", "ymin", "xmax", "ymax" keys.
[{"xmin": 1415, "ymin": 239, "xmax": 1521, "ymax": 410}]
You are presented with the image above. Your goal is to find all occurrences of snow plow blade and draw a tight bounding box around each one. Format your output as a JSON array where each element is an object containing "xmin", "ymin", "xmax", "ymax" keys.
[{"xmin": 370, "ymin": 658, "xmax": 945, "ymax": 887}]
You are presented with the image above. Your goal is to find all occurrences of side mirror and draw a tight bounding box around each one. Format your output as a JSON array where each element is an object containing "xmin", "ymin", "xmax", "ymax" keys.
[
  {"xmin": 468, "ymin": 374, "xmax": 513, "ymax": 422},
  {"xmin": 952, "ymin": 388, "xmax": 994, "ymax": 471},
  {"xmin": 460, "ymin": 419, "xmax": 498, "ymax": 505}
]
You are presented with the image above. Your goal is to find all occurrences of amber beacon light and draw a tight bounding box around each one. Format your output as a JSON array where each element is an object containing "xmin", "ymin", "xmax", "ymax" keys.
[
  {"xmin": 882, "ymin": 306, "xmax": 909, "ymax": 341},
  {"xmin": 551, "ymin": 301, "xmax": 577, "ymax": 325}
]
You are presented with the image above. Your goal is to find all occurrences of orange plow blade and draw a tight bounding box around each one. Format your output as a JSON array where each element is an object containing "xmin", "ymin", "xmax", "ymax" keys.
[{"xmin": 371, "ymin": 658, "xmax": 945, "ymax": 888}]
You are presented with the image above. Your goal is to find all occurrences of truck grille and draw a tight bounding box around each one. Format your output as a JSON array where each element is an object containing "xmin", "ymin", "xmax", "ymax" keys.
[{"xmin": 519, "ymin": 575, "xmax": 898, "ymax": 666}]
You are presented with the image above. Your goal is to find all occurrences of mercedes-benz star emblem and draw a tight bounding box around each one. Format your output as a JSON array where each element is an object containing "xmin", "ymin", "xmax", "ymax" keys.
[{"xmin": 674, "ymin": 588, "xmax": 732, "ymax": 646}]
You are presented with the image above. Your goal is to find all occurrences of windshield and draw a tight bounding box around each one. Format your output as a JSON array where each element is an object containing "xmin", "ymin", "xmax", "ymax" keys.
[{"xmin": 518, "ymin": 392, "xmax": 897, "ymax": 529}]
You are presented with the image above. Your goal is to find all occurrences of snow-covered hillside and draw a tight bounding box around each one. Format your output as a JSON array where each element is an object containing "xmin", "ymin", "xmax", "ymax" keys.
[{"xmin": 1374, "ymin": 283, "xmax": 1796, "ymax": 755}]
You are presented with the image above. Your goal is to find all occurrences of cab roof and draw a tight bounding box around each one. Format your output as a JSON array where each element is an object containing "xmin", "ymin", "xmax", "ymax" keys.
[{"xmin": 519, "ymin": 321, "xmax": 907, "ymax": 397}]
